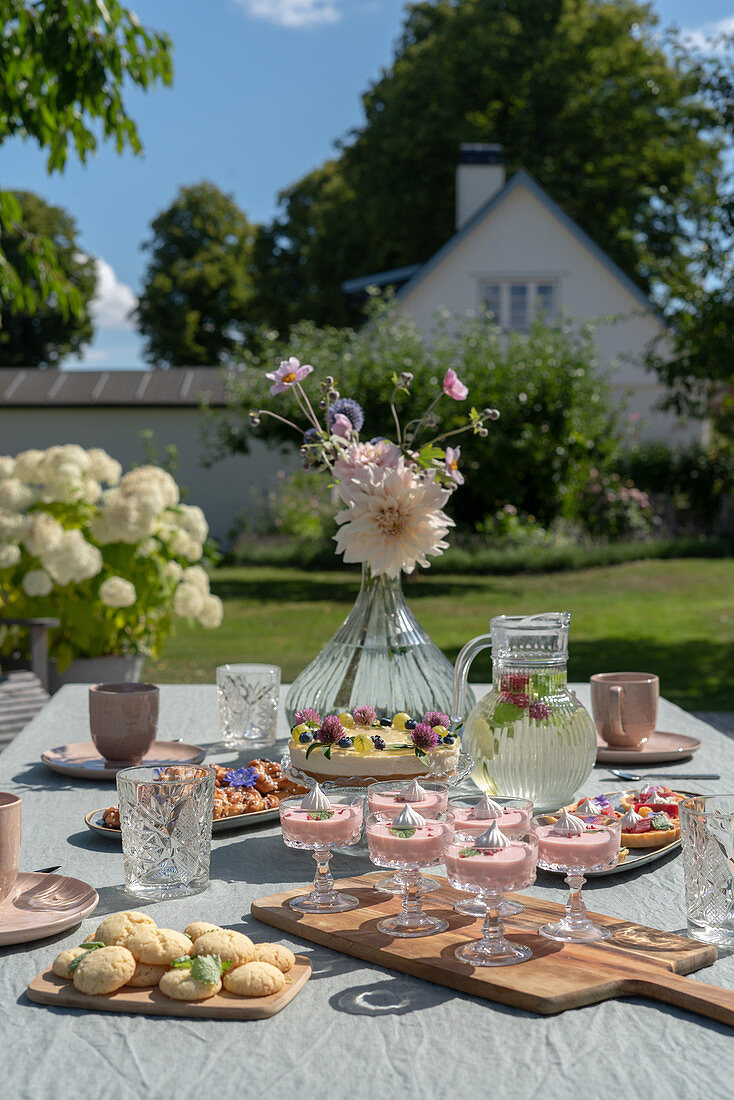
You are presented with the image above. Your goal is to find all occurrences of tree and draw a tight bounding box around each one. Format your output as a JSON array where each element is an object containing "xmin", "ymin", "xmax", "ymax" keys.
[
  {"xmin": 0, "ymin": 191, "xmax": 96, "ymax": 366},
  {"xmin": 252, "ymin": 0, "xmax": 727, "ymax": 326},
  {"xmin": 135, "ymin": 183, "xmax": 257, "ymax": 367},
  {"xmin": 0, "ymin": 0, "xmax": 172, "ymax": 320}
]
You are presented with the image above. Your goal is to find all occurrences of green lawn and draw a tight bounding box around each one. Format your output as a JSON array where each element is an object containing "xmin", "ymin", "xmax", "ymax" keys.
[{"xmin": 145, "ymin": 560, "xmax": 734, "ymax": 710}]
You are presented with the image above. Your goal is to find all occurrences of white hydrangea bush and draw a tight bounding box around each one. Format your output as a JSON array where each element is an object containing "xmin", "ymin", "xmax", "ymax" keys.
[{"xmin": 0, "ymin": 445, "xmax": 223, "ymax": 670}]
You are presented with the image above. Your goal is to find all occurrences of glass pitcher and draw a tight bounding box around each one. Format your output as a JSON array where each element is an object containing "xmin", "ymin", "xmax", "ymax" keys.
[{"xmin": 452, "ymin": 612, "xmax": 596, "ymax": 812}]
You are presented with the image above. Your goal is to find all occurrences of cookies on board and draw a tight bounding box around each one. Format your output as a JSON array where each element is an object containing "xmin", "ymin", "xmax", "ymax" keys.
[
  {"xmin": 126, "ymin": 927, "xmax": 193, "ymax": 965},
  {"xmin": 184, "ymin": 921, "xmax": 222, "ymax": 942},
  {"xmin": 223, "ymin": 961, "xmax": 285, "ymax": 997},
  {"xmin": 72, "ymin": 946, "xmax": 136, "ymax": 994},
  {"xmin": 52, "ymin": 947, "xmax": 89, "ymax": 978},
  {"xmin": 158, "ymin": 969, "xmax": 222, "ymax": 1002},
  {"xmin": 193, "ymin": 928, "xmax": 255, "ymax": 967},
  {"xmin": 94, "ymin": 910, "xmax": 157, "ymax": 948},
  {"xmin": 127, "ymin": 962, "xmax": 168, "ymax": 988},
  {"xmin": 251, "ymin": 943, "xmax": 295, "ymax": 973}
]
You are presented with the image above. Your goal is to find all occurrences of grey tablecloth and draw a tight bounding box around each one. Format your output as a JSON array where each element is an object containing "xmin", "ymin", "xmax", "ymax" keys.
[{"xmin": 0, "ymin": 684, "xmax": 732, "ymax": 1100}]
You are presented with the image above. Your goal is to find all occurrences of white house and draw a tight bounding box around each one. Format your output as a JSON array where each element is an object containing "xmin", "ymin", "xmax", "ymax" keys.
[{"xmin": 344, "ymin": 145, "xmax": 694, "ymax": 443}]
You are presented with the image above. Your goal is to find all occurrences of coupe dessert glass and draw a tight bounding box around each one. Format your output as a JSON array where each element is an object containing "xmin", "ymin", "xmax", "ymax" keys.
[
  {"xmin": 444, "ymin": 821, "xmax": 538, "ymax": 966},
  {"xmin": 449, "ymin": 794, "xmax": 534, "ymax": 918},
  {"xmin": 368, "ymin": 779, "xmax": 449, "ymax": 896},
  {"xmin": 279, "ymin": 785, "xmax": 364, "ymax": 913},
  {"xmin": 533, "ymin": 810, "xmax": 622, "ymax": 942},
  {"xmin": 366, "ymin": 806, "xmax": 454, "ymax": 937}
]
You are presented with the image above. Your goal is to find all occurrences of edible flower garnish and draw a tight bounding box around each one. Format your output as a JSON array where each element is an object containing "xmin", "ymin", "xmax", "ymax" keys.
[
  {"xmin": 223, "ymin": 766, "xmax": 258, "ymax": 789},
  {"xmin": 352, "ymin": 705, "xmax": 377, "ymax": 727},
  {"xmin": 423, "ymin": 711, "xmax": 450, "ymax": 729},
  {"xmin": 409, "ymin": 723, "xmax": 440, "ymax": 761},
  {"xmin": 306, "ymin": 715, "xmax": 345, "ymax": 759},
  {"xmin": 294, "ymin": 708, "xmax": 321, "ymax": 726}
]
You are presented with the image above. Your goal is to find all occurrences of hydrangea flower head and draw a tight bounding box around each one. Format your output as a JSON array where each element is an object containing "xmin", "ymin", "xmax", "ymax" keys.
[
  {"xmin": 316, "ymin": 715, "xmax": 345, "ymax": 744},
  {"xmin": 265, "ymin": 357, "xmax": 314, "ymax": 396},
  {"xmin": 352, "ymin": 705, "xmax": 377, "ymax": 727},
  {"xmin": 223, "ymin": 766, "xmax": 258, "ymax": 788},
  {"xmin": 294, "ymin": 707, "xmax": 321, "ymax": 726},
  {"xmin": 410, "ymin": 723, "xmax": 440, "ymax": 752}
]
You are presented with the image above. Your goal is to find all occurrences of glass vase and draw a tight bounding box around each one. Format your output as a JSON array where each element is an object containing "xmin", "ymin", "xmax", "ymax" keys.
[
  {"xmin": 453, "ymin": 612, "xmax": 596, "ymax": 812},
  {"xmin": 285, "ymin": 564, "xmax": 473, "ymax": 725}
]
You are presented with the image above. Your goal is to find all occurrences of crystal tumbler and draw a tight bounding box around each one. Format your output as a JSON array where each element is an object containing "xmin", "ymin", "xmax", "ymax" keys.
[
  {"xmin": 680, "ymin": 795, "xmax": 734, "ymax": 947},
  {"xmin": 217, "ymin": 663, "xmax": 280, "ymax": 749},
  {"xmin": 117, "ymin": 765, "xmax": 216, "ymax": 899}
]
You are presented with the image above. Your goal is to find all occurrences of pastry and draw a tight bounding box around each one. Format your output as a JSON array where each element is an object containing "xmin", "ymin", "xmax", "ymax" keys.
[
  {"xmin": 251, "ymin": 943, "xmax": 296, "ymax": 973},
  {"xmin": 184, "ymin": 921, "xmax": 222, "ymax": 942},
  {"xmin": 72, "ymin": 946, "xmax": 136, "ymax": 995},
  {"xmin": 223, "ymin": 961, "xmax": 285, "ymax": 997},
  {"xmin": 126, "ymin": 927, "xmax": 193, "ymax": 965},
  {"xmin": 94, "ymin": 910, "xmax": 157, "ymax": 947},
  {"xmin": 52, "ymin": 947, "xmax": 89, "ymax": 978},
  {"xmin": 158, "ymin": 969, "xmax": 221, "ymax": 1002},
  {"xmin": 127, "ymin": 962, "xmax": 168, "ymax": 988},
  {"xmin": 619, "ymin": 806, "xmax": 681, "ymax": 848},
  {"xmin": 193, "ymin": 928, "xmax": 255, "ymax": 967},
  {"xmin": 288, "ymin": 706, "xmax": 461, "ymax": 785}
]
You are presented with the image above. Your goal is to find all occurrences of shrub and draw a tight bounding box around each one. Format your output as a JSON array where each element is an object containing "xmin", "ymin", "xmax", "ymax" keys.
[{"xmin": 617, "ymin": 442, "xmax": 734, "ymax": 532}]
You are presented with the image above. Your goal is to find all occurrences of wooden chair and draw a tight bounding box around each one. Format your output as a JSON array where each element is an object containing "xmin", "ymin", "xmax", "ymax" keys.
[{"xmin": 0, "ymin": 616, "xmax": 59, "ymax": 751}]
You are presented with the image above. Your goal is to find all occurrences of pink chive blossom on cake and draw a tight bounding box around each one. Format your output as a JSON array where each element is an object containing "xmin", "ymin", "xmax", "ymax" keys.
[
  {"xmin": 352, "ymin": 705, "xmax": 377, "ymax": 727},
  {"xmin": 410, "ymin": 723, "xmax": 440, "ymax": 752},
  {"xmin": 424, "ymin": 711, "xmax": 450, "ymax": 729},
  {"xmin": 294, "ymin": 708, "xmax": 321, "ymax": 726},
  {"xmin": 528, "ymin": 701, "xmax": 552, "ymax": 721},
  {"xmin": 316, "ymin": 715, "xmax": 345, "ymax": 744}
]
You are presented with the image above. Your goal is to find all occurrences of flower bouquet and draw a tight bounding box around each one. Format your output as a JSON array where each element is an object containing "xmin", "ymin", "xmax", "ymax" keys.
[
  {"xmin": 250, "ymin": 358, "xmax": 498, "ymax": 721},
  {"xmin": 0, "ymin": 445, "xmax": 223, "ymax": 680}
]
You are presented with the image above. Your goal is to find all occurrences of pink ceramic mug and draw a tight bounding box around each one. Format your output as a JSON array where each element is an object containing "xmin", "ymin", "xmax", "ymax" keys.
[
  {"xmin": 0, "ymin": 792, "xmax": 22, "ymax": 905},
  {"xmin": 89, "ymin": 682, "xmax": 159, "ymax": 766},
  {"xmin": 590, "ymin": 672, "xmax": 659, "ymax": 750}
]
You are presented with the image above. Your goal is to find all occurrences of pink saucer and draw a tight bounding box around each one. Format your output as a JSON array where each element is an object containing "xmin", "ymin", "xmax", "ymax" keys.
[
  {"xmin": 596, "ymin": 729, "xmax": 701, "ymax": 764},
  {"xmin": 0, "ymin": 872, "xmax": 98, "ymax": 946},
  {"xmin": 41, "ymin": 740, "xmax": 206, "ymax": 780}
]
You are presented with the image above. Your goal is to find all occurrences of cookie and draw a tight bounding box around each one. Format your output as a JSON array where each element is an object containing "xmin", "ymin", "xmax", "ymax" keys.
[
  {"xmin": 52, "ymin": 947, "xmax": 89, "ymax": 979},
  {"xmin": 94, "ymin": 910, "xmax": 157, "ymax": 948},
  {"xmin": 223, "ymin": 960, "xmax": 285, "ymax": 997},
  {"xmin": 184, "ymin": 921, "xmax": 222, "ymax": 942},
  {"xmin": 252, "ymin": 943, "xmax": 296, "ymax": 973},
  {"xmin": 194, "ymin": 929, "xmax": 255, "ymax": 967},
  {"xmin": 126, "ymin": 927, "xmax": 192, "ymax": 965},
  {"xmin": 159, "ymin": 968, "xmax": 221, "ymax": 1001},
  {"xmin": 126, "ymin": 961, "xmax": 169, "ymax": 988},
  {"xmin": 72, "ymin": 946, "xmax": 136, "ymax": 995}
]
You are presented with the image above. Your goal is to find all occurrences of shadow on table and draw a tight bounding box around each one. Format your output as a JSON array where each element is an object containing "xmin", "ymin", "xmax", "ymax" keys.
[
  {"xmin": 210, "ymin": 834, "xmax": 372, "ymax": 886},
  {"xmin": 10, "ymin": 763, "xmax": 85, "ymax": 793}
]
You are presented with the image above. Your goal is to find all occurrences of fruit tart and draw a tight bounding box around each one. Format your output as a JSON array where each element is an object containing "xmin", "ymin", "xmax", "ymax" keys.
[
  {"xmin": 618, "ymin": 805, "xmax": 680, "ymax": 848},
  {"xmin": 619, "ymin": 783, "xmax": 686, "ymax": 817}
]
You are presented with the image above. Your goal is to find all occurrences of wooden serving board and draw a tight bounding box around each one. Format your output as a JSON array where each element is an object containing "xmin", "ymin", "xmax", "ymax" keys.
[
  {"xmin": 27, "ymin": 956, "xmax": 311, "ymax": 1020},
  {"xmin": 251, "ymin": 874, "xmax": 734, "ymax": 1026}
]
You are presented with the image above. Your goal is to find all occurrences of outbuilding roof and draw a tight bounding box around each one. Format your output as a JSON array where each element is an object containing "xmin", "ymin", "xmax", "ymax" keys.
[{"xmin": 0, "ymin": 368, "xmax": 232, "ymax": 407}]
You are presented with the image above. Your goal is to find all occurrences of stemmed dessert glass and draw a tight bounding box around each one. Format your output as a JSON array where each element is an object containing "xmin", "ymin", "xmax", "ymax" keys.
[
  {"xmin": 279, "ymin": 789, "xmax": 364, "ymax": 913},
  {"xmin": 533, "ymin": 812, "xmax": 622, "ymax": 942},
  {"xmin": 443, "ymin": 823, "xmax": 538, "ymax": 966},
  {"xmin": 367, "ymin": 779, "xmax": 449, "ymax": 896},
  {"xmin": 449, "ymin": 795, "xmax": 533, "ymax": 918},
  {"xmin": 366, "ymin": 809, "xmax": 455, "ymax": 937}
]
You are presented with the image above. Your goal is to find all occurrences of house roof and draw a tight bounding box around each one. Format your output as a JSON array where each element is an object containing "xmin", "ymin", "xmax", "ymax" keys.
[
  {"xmin": 392, "ymin": 169, "xmax": 655, "ymax": 313},
  {"xmin": 342, "ymin": 264, "xmax": 422, "ymax": 295},
  {"xmin": 0, "ymin": 368, "xmax": 232, "ymax": 407}
]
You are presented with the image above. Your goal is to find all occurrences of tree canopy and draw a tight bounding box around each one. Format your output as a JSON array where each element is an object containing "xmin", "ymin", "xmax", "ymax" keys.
[
  {"xmin": 0, "ymin": 191, "xmax": 96, "ymax": 366},
  {"xmin": 0, "ymin": 0, "xmax": 172, "ymax": 322},
  {"xmin": 135, "ymin": 182, "xmax": 257, "ymax": 367},
  {"xmin": 250, "ymin": 0, "xmax": 728, "ymax": 330}
]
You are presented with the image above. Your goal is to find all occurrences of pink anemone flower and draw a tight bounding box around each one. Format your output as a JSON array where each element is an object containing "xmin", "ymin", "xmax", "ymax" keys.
[
  {"xmin": 443, "ymin": 369, "xmax": 468, "ymax": 401},
  {"xmin": 266, "ymin": 357, "xmax": 314, "ymax": 395}
]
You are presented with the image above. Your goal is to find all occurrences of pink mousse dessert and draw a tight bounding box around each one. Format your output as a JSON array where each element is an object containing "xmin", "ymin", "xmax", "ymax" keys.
[
  {"xmin": 366, "ymin": 804, "xmax": 452, "ymax": 867},
  {"xmin": 444, "ymin": 821, "xmax": 537, "ymax": 894},
  {"xmin": 280, "ymin": 784, "xmax": 363, "ymax": 847},
  {"xmin": 368, "ymin": 778, "xmax": 448, "ymax": 818},
  {"xmin": 452, "ymin": 793, "xmax": 532, "ymax": 837},
  {"xmin": 535, "ymin": 809, "xmax": 621, "ymax": 871}
]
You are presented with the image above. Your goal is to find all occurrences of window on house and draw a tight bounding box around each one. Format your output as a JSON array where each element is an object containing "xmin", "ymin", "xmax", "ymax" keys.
[{"xmin": 478, "ymin": 280, "xmax": 558, "ymax": 329}]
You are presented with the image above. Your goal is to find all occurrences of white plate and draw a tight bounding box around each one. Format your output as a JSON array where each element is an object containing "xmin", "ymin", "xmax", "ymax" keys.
[{"xmin": 85, "ymin": 806, "xmax": 279, "ymax": 840}]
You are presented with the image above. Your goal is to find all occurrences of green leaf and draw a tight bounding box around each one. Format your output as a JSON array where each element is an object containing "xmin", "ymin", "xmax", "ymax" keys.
[
  {"xmin": 306, "ymin": 810, "xmax": 334, "ymax": 820},
  {"xmin": 190, "ymin": 954, "xmax": 224, "ymax": 984},
  {"xmin": 171, "ymin": 956, "xmax": 193, "ymax": 969},
  {"xmin": 389, "ymin": 827, "xmax": 416, "ymax": 838},
  {"xmin": 458, "ymin": 847, "xmax": 480, "ymax": 858},
  {"xmin": 305, "ymin": 741, "xmax": 326, "ymax": 759},
  {"xmin": 491, "ymin": 702, "xmax": 526, "ymax": 728},
  {"xmin": 416, "ymin": 443, "xmax": 444, "ymax": 468},
  {"xmin": 67, "ymin": 942, "xmax": 105, "ymax": 973}
]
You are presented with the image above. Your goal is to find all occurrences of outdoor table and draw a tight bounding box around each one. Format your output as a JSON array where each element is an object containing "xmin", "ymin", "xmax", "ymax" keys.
[{"xmin": 0, "ymin": 683, "xmax": 732, "ymax": 1097}]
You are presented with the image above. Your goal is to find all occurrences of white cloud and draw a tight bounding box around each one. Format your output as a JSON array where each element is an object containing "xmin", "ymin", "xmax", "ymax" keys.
[
  {"xmin": 91, "ymin": 258, "xmax": 137, "ymax": 330},
  {"xmin": 682, "ymin": 15, "xmax": 734, "ymax": 52},
  {"xmin": 235, "ymin": 0, "xmax": 341, "ymax": 28}
]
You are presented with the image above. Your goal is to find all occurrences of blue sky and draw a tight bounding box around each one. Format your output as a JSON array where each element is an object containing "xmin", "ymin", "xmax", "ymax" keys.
[{"xmin": 1, "ymin": 0, "xmax": 731, "ymax": 369}]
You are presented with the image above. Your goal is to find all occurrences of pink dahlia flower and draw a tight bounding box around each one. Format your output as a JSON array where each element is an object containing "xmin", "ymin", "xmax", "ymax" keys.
[
  {"xmin": 265, "ymin": 357, "xmax": 314, "ymax": 395},
  {"xmin": 444, "ymin": 446, "xmax": 464, "ymax": 485},
  {"xmin": 443, "ymin": 369, "xmax": 468, "ymax": 401}
]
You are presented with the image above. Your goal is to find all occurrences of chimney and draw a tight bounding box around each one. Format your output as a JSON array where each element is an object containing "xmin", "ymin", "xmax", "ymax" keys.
[{"xmin": 455, "ymin": 143, "xmax": 505, "ymax": 230}]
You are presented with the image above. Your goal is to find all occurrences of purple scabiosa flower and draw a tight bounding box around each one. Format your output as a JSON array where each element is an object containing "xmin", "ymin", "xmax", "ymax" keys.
[
  {"xmin": 222, "ymin": 766, "xmax": 258, "ymax": 789},
  {"xmin": 328, "ymin": 398, "xmax": 364, "ymax": 433},
  {"xmin": 424, "ymin": 711, "xmax": 450, "ymax": 729},
  {"xmin": 352, "ymin": 705, "xmax": 377, "ymax": 728},
  {"xmin": 316, "ymin": 715, "xmax": 345, "ymax": 745},
  {"xmin": 294, "ymin": 708, "xmax": 321, "ymax": 725},
  {"xmin": 410, "ymin": 723, "xmax": 440, "ymax": 752}
]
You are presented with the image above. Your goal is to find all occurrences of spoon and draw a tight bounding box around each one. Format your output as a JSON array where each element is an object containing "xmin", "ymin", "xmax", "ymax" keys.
[{"xmin": 605, "ymin": 769, "xmax": 720, "ymax": 782}]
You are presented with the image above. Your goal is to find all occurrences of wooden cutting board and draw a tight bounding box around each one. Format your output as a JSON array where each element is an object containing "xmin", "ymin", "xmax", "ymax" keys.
[
  {"xmin": 27, "ymin": 956, "xmax": 311, "ymax": 1020},
  {"xmin": 251, "ymin": 874, "xmax": 734, "ymax": 1026}
]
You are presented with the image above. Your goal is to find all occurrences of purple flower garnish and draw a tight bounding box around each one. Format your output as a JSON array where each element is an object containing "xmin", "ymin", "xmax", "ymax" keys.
[
  {"xmin": 410, "ymin": 723, "xmax": 440, "ymax": 752},
  {"xmin": 223, "ymin": 766, "xmax": 258, "ymax": 789},
  {"xmin": 328, "ymin": 398, "xmax": 364, "ymax": 433},
  {"xmin": 294, "ymin": 708, "xmax": 321, "ymax": 725},
  {"xmin": 423, "ymin": 711, "xmax": 450, "ymax": 729},
  {"xmin": 316, "ymin": 715, "xmax": 345, "ymax": 745},
  {"xmin": 352, "ymin": 705, "xmax": 377, "ymax": 728}
]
